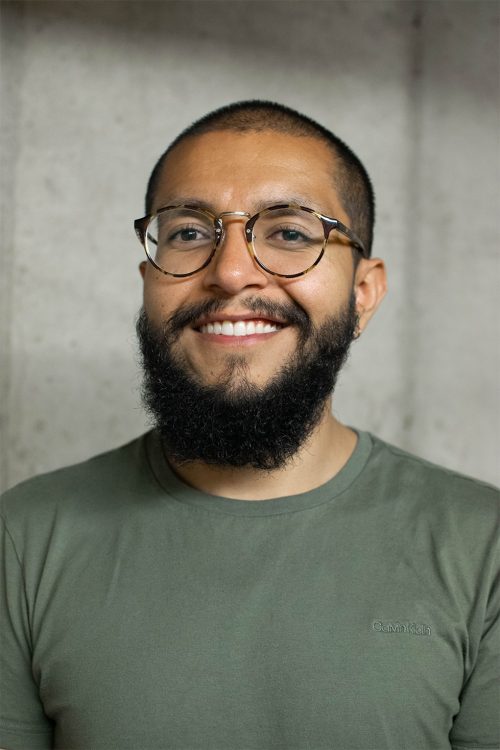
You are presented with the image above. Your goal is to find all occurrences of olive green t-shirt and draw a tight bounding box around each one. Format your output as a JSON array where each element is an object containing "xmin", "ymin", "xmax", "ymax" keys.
[{"xmin": 1, "ymin": 431, "xmax": 499, "ymax": 750}]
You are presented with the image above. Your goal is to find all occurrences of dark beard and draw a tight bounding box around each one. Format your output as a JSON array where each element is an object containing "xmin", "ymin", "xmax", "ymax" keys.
[{"xmin": 136, "ymin": 295, "xmax": 357, "ymax": 471}]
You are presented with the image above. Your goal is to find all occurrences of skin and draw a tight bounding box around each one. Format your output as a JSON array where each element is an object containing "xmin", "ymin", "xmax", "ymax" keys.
[{"xmin": 139, "ymin": 130, "xmax": 387, "ymax": 499}]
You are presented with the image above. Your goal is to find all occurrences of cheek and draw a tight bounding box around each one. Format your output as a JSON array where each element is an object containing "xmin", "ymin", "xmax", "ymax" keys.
[
  {"xmin": 143, "ymin": 279, "xmax": 169, "ymax": 318},
  {"xmin": 142, "ymin": 270, "xmax": 192, "ymax": 320},
  {"xmin": 282, "ymin": 258, "xmax": 354, "ymax": 321}
]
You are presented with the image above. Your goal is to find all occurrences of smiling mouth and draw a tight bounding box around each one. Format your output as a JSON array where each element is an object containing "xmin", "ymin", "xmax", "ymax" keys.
[{"xmin": 196, "ymin": 319, "xmax": 285, "ymax": 337}]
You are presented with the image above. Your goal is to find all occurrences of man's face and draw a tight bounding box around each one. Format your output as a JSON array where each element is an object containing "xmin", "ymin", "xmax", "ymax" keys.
[{"xmin": 140, "ymin": 130, "xmax": 359, "ymax": 391}]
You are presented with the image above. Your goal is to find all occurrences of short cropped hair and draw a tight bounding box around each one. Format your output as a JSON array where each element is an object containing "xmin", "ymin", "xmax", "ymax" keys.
[{"xmin": 145, "ymin": 100, "xmax": 375, "ymax": 256}]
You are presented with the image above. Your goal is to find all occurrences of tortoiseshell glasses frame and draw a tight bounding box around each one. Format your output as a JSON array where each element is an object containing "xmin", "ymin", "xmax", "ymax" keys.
[{"xmin": 134, "ymin": 203, "xmax": 368, "ymax": 279}]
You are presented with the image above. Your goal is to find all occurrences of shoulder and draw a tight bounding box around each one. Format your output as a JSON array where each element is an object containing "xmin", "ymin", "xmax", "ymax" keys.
[
  {"xmin": 364, "ymin": 431, "xmax": 500, "ymax": 523},
  {"xmin": 0, "ymin": 432, "xmax": 155, "ymax": 529},
  {"xmin": 360, "ymin": 434, "xmax": 499, "ymax": 604}
]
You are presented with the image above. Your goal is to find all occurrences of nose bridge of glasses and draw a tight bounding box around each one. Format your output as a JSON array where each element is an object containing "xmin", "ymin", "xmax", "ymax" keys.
[
  {"xmin": 218, "ymin": 211, "xmax": 251, "ymax": 219},
  {"xmin": 215, "ymin": 211, "xmax": 253, "ymax": 247}
]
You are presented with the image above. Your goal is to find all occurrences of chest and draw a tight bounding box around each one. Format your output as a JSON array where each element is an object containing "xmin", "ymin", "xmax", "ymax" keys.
[{"xmin": 30, "ymin": 519, "xmax": 465, "ymax": 748}]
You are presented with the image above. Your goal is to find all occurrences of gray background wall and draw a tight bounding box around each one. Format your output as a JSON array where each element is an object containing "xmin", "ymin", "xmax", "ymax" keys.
[{"xmin": 1, "ymin": 0, "xmax": 498, "ymax": 492}]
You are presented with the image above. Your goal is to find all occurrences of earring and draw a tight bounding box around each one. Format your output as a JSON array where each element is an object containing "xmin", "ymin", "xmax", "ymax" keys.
[{"xmin": 353, "ymin": 313, "xmax": 361, "ymax": 340}]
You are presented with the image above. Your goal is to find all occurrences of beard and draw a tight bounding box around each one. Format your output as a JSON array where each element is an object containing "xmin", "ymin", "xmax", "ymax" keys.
[{"xmin": 136, "ymin": 294, "xmax": 357, "ymax": 471}]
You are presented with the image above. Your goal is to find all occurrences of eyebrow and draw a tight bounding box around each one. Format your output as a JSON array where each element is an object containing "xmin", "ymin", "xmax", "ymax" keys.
[{"xmin": 156, "ymin": 195, "xmax": 327, "ymax": 214}]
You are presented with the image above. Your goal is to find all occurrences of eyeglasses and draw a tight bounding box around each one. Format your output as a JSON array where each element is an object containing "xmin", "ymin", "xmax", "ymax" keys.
[{"xmin": 134, "ymin": 203, "xmax": 368, "ymax": 279}]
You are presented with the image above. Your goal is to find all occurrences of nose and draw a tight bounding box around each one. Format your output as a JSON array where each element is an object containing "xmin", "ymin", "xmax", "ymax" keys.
[{"xmin": 201, "ymin": 216, "xmax": 269, "ymax": 296}]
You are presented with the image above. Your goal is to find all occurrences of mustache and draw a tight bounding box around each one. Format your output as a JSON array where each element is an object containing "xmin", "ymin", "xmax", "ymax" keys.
[{"xmin": 162, "ymin": 296, "xmax": 312, "ymax": 341}]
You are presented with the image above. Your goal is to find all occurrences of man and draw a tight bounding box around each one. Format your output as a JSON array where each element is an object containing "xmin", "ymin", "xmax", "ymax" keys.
[{"xmin": 1, "ymin": 101, "xmax": 498, "ymax": 749}]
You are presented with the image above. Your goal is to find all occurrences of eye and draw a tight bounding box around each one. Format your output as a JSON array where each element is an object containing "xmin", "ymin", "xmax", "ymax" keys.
[
  {"xmin": 159, "ymin": 222, "xmax": 214, "ymax": 252},
  {"xmin": 266, "ymin": 224, "xmax": 313, "ymax": 247},
  {"xmin": 169, "ymin": 225, "xmax": 209, "ymax": 243},
  {"xmin": 276, "ymin": 227, "xmax": 309, "ymax": 243}
]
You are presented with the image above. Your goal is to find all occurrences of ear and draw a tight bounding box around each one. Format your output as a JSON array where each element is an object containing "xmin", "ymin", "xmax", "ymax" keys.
[
  {"xmin": 139, "ymin": 261, "xmax": 147, "ymax": 280},
  {"xmin": 353, "ymin": 257, "xmax": 387, "ymax": 334}
]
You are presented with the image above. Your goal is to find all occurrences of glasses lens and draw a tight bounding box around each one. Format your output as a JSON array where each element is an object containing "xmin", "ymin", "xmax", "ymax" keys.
[
  {"xmin": 145, "ymin": 207, "xmax": 215, "ymax": 275},
  {"xmin": 252, "ymin": 208, "xmax": 325, "ymax": 275}
]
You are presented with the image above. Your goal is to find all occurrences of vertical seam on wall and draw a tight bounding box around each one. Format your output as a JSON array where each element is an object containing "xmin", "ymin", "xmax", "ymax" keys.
[
  {"xmin": 400, "ymin": 0, "xmax": 425, "ymax": 452},
  {"xmin": 0, "ymin": 1, "xmax": 27, "ymax": 492}
]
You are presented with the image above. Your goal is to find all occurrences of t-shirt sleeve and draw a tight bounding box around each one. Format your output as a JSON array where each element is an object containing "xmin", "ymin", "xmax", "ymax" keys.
[
  {"xmin": 0, "ymin": 515, "xmax": 53, "ymax": 750},
  {"xmin": 449, "ymin": 539, "xmax": 500, "ymax": 750}
]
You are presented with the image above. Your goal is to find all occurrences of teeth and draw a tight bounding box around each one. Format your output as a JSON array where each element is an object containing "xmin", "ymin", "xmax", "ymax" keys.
[
  {"xmin": 233, "ymin": 321, "xmax": 246, "ymax": 336},
  {"xmin": 200, "ymin": 320, "xmax": 281, "ymax": 336}
]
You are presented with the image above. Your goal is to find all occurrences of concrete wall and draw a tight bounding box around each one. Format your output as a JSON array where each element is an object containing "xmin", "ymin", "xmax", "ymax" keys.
[{"xmin": 1, "ymin": 0, "xmax": 498, "ymax": 491}]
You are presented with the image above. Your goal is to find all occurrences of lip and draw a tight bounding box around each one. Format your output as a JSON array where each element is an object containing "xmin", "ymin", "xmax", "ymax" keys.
[{"xmin": 194, "ymin": 328, "xmax": 284, "ymax": 346}]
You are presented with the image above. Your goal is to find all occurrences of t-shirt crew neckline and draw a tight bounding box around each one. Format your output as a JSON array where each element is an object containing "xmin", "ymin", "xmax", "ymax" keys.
[{"xmin": 146, "ymin": 429, "xmax": 373, "ymax": 516}]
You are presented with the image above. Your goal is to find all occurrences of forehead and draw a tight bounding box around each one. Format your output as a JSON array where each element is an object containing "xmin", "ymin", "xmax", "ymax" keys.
[{"xmin": 153, "ymin": 130, "xmax": 347, "ymax": 220}]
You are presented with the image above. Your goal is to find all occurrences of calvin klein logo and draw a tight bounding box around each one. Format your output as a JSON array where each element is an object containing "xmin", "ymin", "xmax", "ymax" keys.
[{"xmin": 372, "ymin": 620, "xmax": 432, "ymax": 636}]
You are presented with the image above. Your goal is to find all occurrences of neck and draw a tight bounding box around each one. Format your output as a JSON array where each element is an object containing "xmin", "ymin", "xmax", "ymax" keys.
[{"xmin": 167, "ymin": 406, "xmax": 357, "ymax": 500}]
